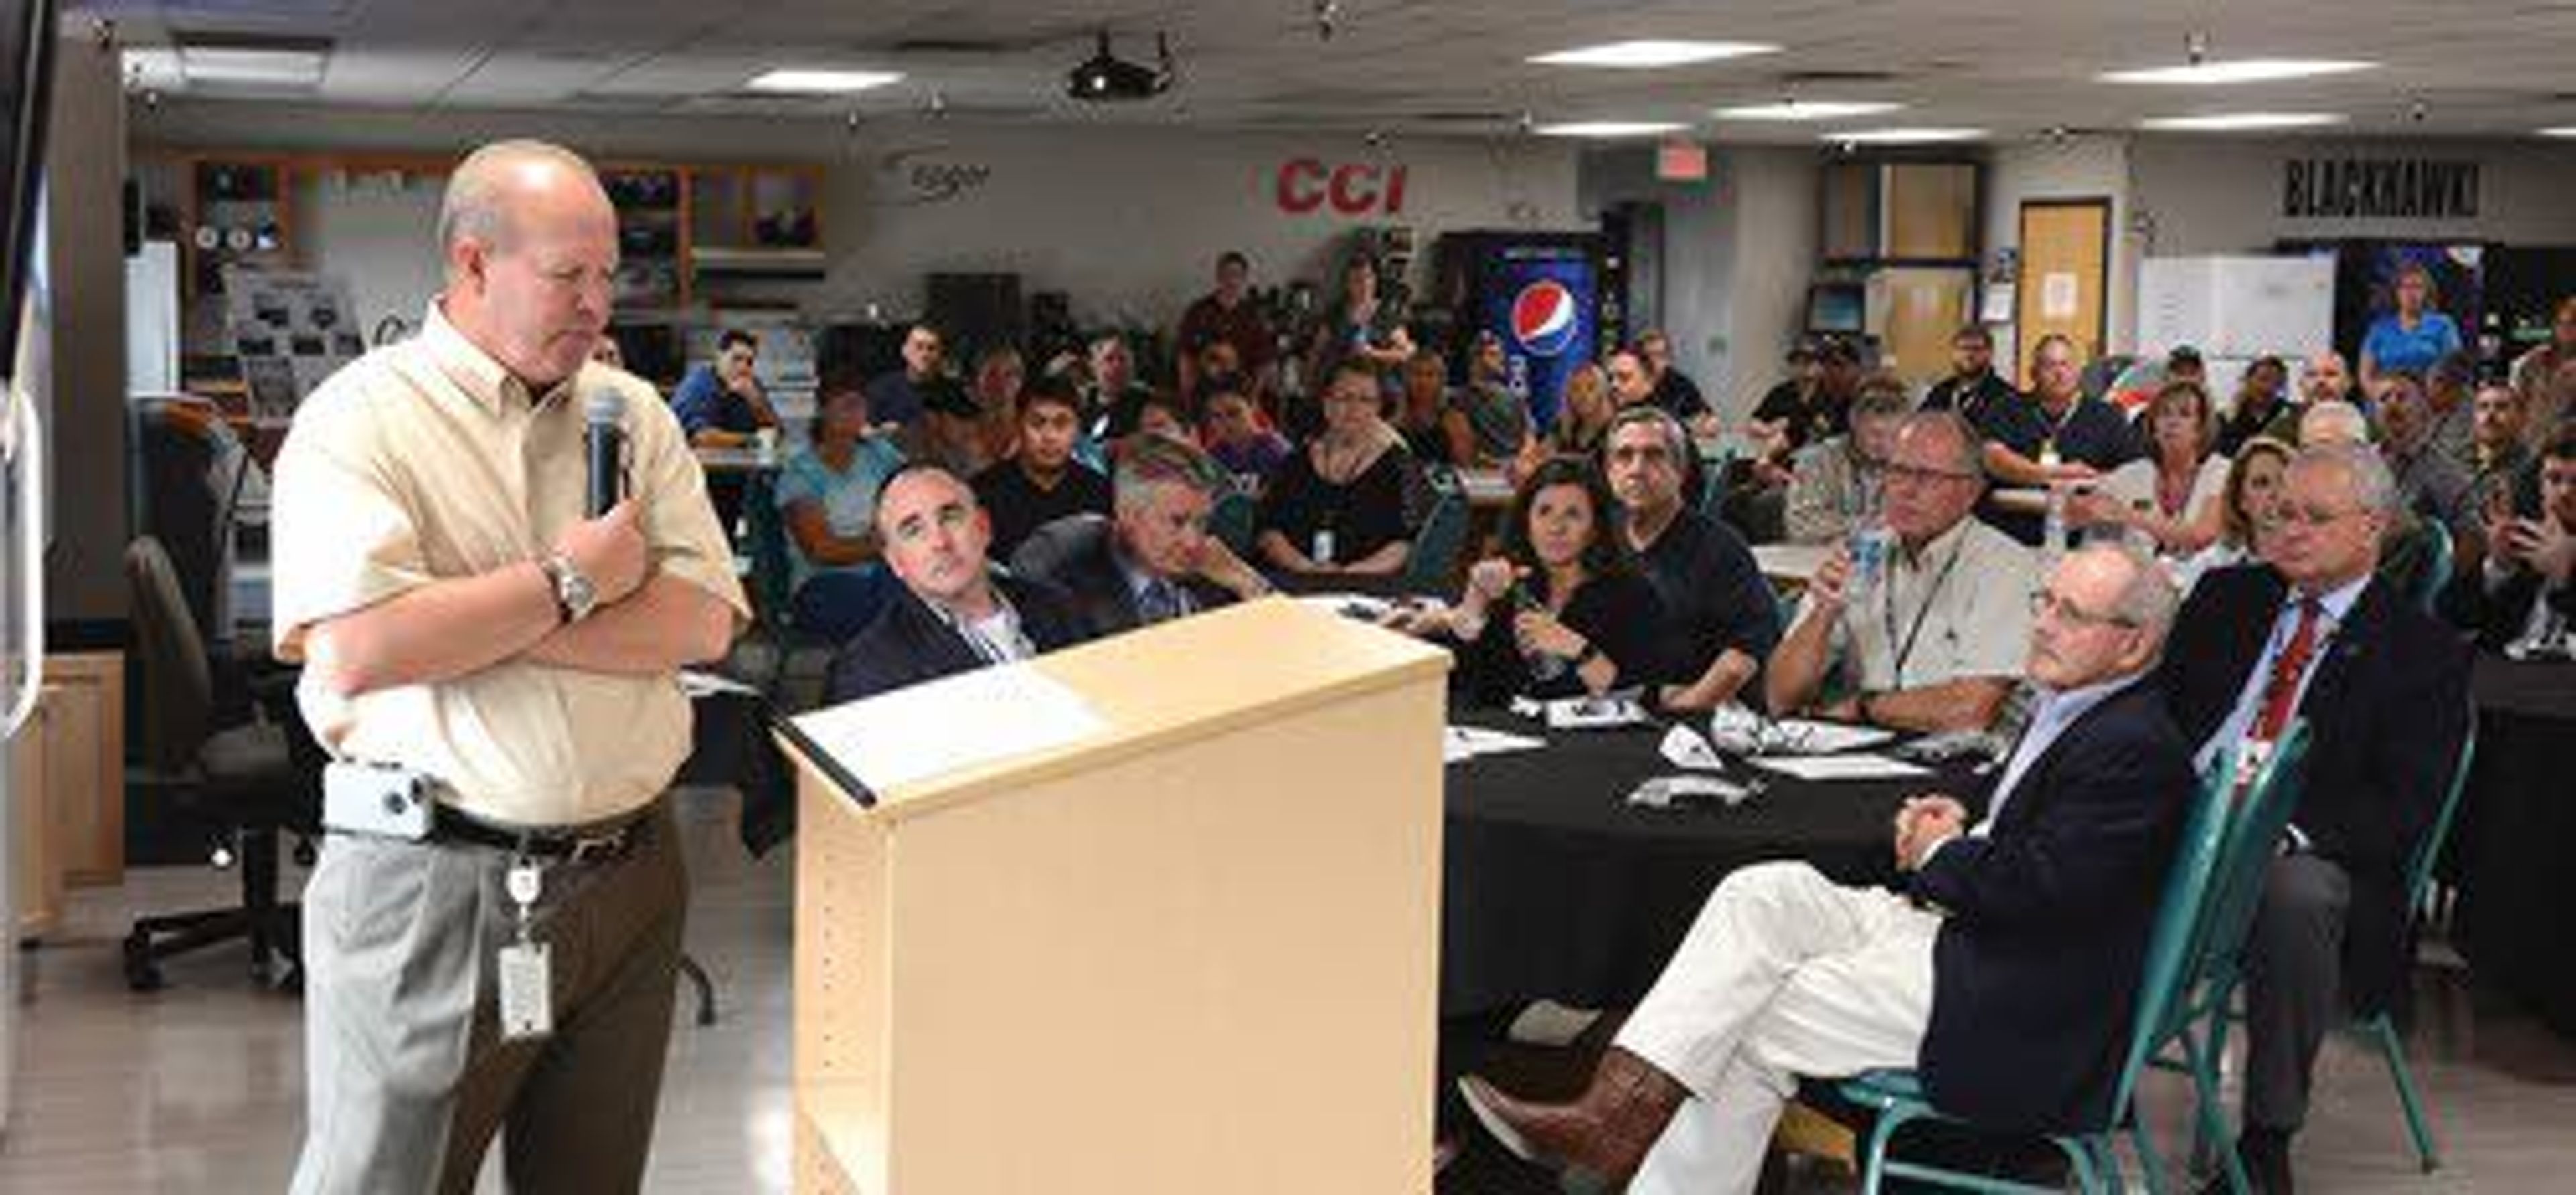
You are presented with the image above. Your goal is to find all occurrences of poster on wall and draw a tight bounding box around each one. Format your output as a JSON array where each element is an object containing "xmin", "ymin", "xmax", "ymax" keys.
[
  {"xmin": 2277, "ymin": 239, "xmax": 2485, "ymax": 380},
  {"xmin": 222, "ymin": 267, "xmax": 365, "ymax": 420}
]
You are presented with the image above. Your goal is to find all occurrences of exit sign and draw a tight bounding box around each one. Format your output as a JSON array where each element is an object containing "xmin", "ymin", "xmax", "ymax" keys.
[{"xmin": 1656, "ymin": 141, "xmax": 1708, "ymax": 182}]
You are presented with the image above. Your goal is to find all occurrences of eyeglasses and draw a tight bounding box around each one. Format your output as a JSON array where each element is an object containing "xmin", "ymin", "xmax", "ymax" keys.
[
  {"xmin": 2029, "ymin": 589, "xmax": 2137, "ymax": 628},
  {"xmin": 1881, "ymin": 462, "xmax": 1980, "ymax": 488}
]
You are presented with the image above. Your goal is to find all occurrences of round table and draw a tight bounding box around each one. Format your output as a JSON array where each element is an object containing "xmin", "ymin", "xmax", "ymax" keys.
[
  {"xmin": 1440, "ymin": 713, "xmax": 1974, "ymax": 1017},
  {"xmin": 2455, "ymin": 654, "xmax": 2576, "ymax": 1037}
]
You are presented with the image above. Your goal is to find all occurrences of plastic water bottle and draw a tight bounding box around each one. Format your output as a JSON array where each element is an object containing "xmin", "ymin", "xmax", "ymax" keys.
[
  {"xmin": 2039, "ymin": 438, "xmax": 2068, "ymax": 567},
  {"xmin": 1847, "ymin": 513, "xmax": 1893, "ymax": 602}
]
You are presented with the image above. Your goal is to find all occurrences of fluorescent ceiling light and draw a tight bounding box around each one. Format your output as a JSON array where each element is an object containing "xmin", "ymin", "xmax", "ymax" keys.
[
  {"xmin": 2102, "ymin": 58, "xmax": 2374, "ymax": 85},
  {"xmin": 1529, "ymin": 40, "xmax": 1778, "ymax": 69},
  {"xmin": 1535, "ymin": 121, "xmax": 1693, "ymax": 138},
  {"xmin": 746, "ymin": 68, "xmax": 905, "ymax": 94},
  {"xmin": 1715, "ymin": 100, "xmax": 1902, "ymax": 121},
  {"xmin": 2540, "ymin": 127, "xmax": 2576, "ymax": 139},
  {"xmin": 2140, "ymin": 111, "xmax": 2347, "ymax": 131},
  {"xmin": 1823, "ymin": 127, "xmax": 1986, "ymax": 145},
  {"xmin": 178, "ymin": 43, "xmax": 329, "ymax": 88}
]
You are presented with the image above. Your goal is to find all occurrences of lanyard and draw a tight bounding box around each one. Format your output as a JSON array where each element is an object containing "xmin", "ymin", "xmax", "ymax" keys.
[{"xmin": 1881, "ymin": 534, "xmax": 1968, "ymax": 689}]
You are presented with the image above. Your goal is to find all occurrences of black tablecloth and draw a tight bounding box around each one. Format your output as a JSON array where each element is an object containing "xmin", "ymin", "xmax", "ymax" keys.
[
  {"xmin": 1441, "ymin": 713, "xmax": 1978, "ymax": 1017},
  {"xmin": 2455, "ymin": 655, "xmax": 2576, "ymax": 1038}
]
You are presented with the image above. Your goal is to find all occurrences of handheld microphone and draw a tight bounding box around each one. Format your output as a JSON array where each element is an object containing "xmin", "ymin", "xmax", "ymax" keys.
[{"xmin": 585, "ymin": 391, "xmax": 625, "ymax": 517}]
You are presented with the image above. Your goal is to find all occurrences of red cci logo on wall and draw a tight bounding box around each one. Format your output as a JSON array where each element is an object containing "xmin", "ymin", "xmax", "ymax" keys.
[{"xmin": 1275, "ymin": 158, "xmax": 1409, "ymax": 216}]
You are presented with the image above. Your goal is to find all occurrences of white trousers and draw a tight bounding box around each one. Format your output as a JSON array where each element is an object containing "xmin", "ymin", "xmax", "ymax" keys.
[{"xmin": 1617, "ymin": 861, "xmax": 1941, "ymax": 1195}]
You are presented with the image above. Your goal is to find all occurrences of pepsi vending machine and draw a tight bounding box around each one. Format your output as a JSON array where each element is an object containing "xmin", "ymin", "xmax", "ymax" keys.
[{"xmin": 1430, "ymin": 231, "xmax": 1607, "ymax": 430}]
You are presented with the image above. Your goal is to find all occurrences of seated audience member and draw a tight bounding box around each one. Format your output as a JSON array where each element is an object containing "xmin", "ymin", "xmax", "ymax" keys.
[
  {"xmin": 824, "ymin": 463, "xmax": 1091, "ymax": 703},
  {"xmin": 1460, "ymin": 542, "xmax": 2194, "ymax": 1191},
  {"xmin": 1739, "ymin": 338, "xmax": 1864, "ymax": 542},
  {"xmin": 1258, "ymin": 363, "xmax": 1424, "ymax": 579},
  {"xmin": 672, "ymin": 328, "xmax": 784, "ymax": 531},
  {"xmin": 1457, "ymin": 329, "xmax": 1536, "ymax": 467},
  {"xmin": 2151, "ymin": 443, "xmax": 2471, "ymax": 1195},
  {"xmin": 1185, "ymin": 336, "xmax": 1246, "ymax": 418},
  {"xmin": 2298, "ymin": 349, "xmax": 2361, "ymax": 416},
  {"xmin": 2073, "ymin": 380, "xmax": 2229, "ymax": 557},
  {"xmin": 1132, "ymin": 390, "xmax": 1194, "ymax": 444},
  {"xmin": 1766, "ymin": 412, "xmax": 2037, "ymax": 732},
  {"xmin": 1523, "ymin": 361, "xmax": 1616, "ymax": 472},
  {"xmin": 1605, "ymin": 408, "xmax": 1781, "ymax": 712},
  {"xmin": 967, "ymin": 345, "xmax": 1028, "ymax": 457},
  {"xmin": 775, "ymin": 376, "xmax": 906, "ymax": 642},
  {"xmin": 1199, "ymin": 379, "xmax": 1291, "ymax": 492},
  {"xmin": 2218, "ymin": 355, "xmax": 2298, "ymax": 457},
  {"xmin": 914, "ymin": 376, "xmax": 1001, "ymax": 479},
  {"xmin": 670, "ymin": 328, "xmax": 782, "ymax": 448},
  {"xmin": 2377, "ymin": 370, "xmax": 2481, "ymax": 553},
  {"xmin": 2163, "ymin": 343, "xmax": 2209, "ymax": 394},
  {"xmin": 2509, "ymin": 294, "xmax": 2575, "ymax": 451},
  {"xmin": 1393, "ymin": 348, "xmax": 1473, "ymax": 467},
  {"xmin": 1784, "ymin": 374, "xmax": 1910, "ymax": 545},
  {"xmin": 1173, "ymin": 249, "xmax": 1277, "ymax": 404},
  {"xmin": 1635, "ymin": 328, "xmax": 1713, "ymax": 428},
  {"xmin": 2302, "ymin": 396, "xmax": 2449, "ymax": 602},
  {"xmin": 1013, "ymin": 433, "xmax": 1271, "ymax": 635},
  {"xmin": 1402, "ymin": 455, "xmax": 1666, "ymax": 705},
  {"xmin": 1919, "ymin": 324, "xmax": 2017, "ymax": 423},
  {"xmin": 865, "ymin": 323, "xmax": 945, "ymax": 430},
  {"xmin": 1086, "ymin": 333, "xmax": 1160, "ymax": 441},
  {"xmin": 2178, "ymin": 435, "xmax": 2294, "ymax": 589},
  {"xmin": 2296, "ymin": 399, "xmax": 2369, "ymax": 448},
  {"xmin": 1972, "ymin": 333, "xmax": 2142, "ymax": 544},
  {"xmin": 973, "ymin": 376, "xmax": 1112, "ymax": 560},
  {"xmin": 1603, "ymin": 348, "xmax": 1660, "ymax": 414},
  {"xmin": 589, "ymin": 336, "xmax": 627, "ymax": 370},
  {"xmin": 1303, "ymin": 253, "xmax": 1414, "ymax": 435},
  {"xmin": 2462, "ymin": 423, "xmax": 2576, "ymax": 649},
  {"xmin": 2469, "ymin": 380, "xmax": 2532, "ymax": 512},
  {"xmin": 2423, "ymin": 351, "xmax": 2479, "ymax": 474}
]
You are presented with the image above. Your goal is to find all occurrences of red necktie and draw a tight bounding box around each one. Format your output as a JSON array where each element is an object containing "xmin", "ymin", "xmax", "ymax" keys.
[{"xmin": 2251, "ymin": 598, "xmax": 2322, "ymax": 744}]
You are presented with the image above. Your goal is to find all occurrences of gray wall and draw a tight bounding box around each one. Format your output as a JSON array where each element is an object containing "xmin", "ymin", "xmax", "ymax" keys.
[
  {"xmin": 42, "ymin": 30, "xmax": 128, "ymax": 632},
  {"xmin": 133, "ymin": 101, "xmax": 1583, "ymax": 337},
  {"xmin": 2130, "ymin": 135, "xmax": 2576, "ymax": 253},
  {"xmin": 1578, "ymin": 144, "xmax": 1819, "ymax": 417}
]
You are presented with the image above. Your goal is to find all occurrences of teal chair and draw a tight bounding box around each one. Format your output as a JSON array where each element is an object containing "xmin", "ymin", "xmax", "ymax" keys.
[
  {"xmin": 2351, "ymin": 706, "xmax": 2475, "ymax": 1172},
  {"xmin": 1399, "ymin": 490, "xmax": 1470, "ymax": 596},
  {"xmin": 1208, "ymin": 488, "xmax": 1258, "ymax": 558},
  {"xmin": 1842, "ymin": 724, "xmax": 2312, "ymax": 1194}
]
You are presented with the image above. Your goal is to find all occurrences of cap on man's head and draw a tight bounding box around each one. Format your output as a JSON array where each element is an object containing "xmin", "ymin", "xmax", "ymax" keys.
[{"xmin": 2166, "ymin": 345, "xmax": 2204, "ymax": 369}]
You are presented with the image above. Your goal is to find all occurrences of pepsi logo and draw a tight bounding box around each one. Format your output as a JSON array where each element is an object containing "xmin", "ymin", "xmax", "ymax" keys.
[{"xmin": 1511, "ymin": 281, "xmax": 1580, "ymax": 358}]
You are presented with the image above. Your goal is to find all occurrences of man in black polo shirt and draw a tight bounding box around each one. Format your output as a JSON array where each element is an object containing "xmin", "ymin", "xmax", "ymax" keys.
[
  {"xmin": 865, "ymin": 322, "xmax": 945, "ymax": 431},
  {"xmin": 1605, "ymin": 407, "xmax": 1782, "ymax": 713},
  {"xmin": 1972, "ymin": 333, "xmax": 2141, "ymax": 543},
  {"xmin": 1919, "ymin": 324, "xmax": 2018, "ymax": 424},
  {"xmin": 974, "ymin": 376, "xmax": 1112, "ymax": 559}
]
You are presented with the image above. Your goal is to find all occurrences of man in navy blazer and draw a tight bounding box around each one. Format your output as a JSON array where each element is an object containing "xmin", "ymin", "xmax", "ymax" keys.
[
  {"xmin": 2153, "ymin": 443, "xmax": 2470, "ymax": 1194},
  {"xmin": 824, "ymin": 463, "xmax": 1093, "ymax": 705},
  {"xmin": 1456, "ymin": 543, "xmax": 2195, "ymax": 1192},
  {"xmin": 1009, "ymin": 433, "xmax": 1272, "ymax": 638}
]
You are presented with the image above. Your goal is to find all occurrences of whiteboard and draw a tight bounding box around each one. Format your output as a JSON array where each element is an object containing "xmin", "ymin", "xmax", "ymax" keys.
[{"xmin": 2138, "ymin": 255, "xmax": 2334, "ymax": 361}]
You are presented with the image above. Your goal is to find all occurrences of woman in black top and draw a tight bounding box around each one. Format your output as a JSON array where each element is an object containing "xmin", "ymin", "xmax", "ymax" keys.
[
  {"xmin": 1258, "ymin": 361, "xmax": 1422, "ymax": 578},
  {"xmin": 1393, "ymin": 349, "xmax": 1473, "ymax": 468},
  {"xmin": 1407, "ymin": 455, "xmax": 1666, "ymax": 705}
]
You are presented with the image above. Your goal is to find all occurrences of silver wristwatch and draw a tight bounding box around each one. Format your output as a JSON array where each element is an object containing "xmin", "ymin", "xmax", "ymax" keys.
[{"xmin": 539, "ymin": 552, "xmax": 598, "ymax": 624}]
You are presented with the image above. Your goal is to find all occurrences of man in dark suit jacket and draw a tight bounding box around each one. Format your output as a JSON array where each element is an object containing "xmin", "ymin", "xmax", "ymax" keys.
[
  {"xmin": 1458, "ymin": 543, "xmax": 2195, "ymax": 1191},
  {"xmin": 1008, "ymin": 433, "xmax": 1271, "ymax": 638},
  {"xmin": 824, "ymin": 463, "xmax": 1093, "ymax": 705},
  {"xmin": 2152, "ymin": 443, "xmax": 2471, "ymax": 1195},
  {"xmin": 2455, "ymin": 423, "xmax": 2575, "ymax": 650}
]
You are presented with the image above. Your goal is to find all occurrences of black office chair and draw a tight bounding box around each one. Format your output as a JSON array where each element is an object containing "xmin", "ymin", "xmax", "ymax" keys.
[{"xmin": 123, "ymin": 535, "xmax": 321, "ymax": 991}]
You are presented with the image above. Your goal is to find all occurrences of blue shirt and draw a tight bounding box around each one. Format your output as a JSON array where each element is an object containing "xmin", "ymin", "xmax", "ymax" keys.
[
  {"xmin": 2361, "ymin": 312, "xmax": 2462, "ymax": 379},
  {"xmin": 773, "ymin": 438, "xmax": 905, "ymax": 591},
  {"xmin": 669, "ymin": 364, "xmax": 760, "ymax": 437}
]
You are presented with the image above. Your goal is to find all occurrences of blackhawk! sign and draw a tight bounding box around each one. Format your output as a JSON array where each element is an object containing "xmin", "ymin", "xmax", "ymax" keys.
[{"xmin": 2282, "ymin": 157, "xmax": 2481, "ymax": 219}]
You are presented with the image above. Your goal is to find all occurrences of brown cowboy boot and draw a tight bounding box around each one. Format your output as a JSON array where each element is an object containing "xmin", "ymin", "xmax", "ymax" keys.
[{"xmin": 1456, "ymin": 1046, "xmax": 1688, "ymax": 1180}]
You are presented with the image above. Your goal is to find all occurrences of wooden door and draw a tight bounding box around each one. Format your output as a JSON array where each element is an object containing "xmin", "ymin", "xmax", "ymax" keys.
[{"xmin": 2014, "ymin": 198, "xmax": 2111, "ymax": 386}]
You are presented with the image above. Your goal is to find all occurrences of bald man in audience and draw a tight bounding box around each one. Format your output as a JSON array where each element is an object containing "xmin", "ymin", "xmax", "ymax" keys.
[
  {"xmin": 2300, "ymin": 350, "xmax": 2360, "ymax": 414},
  {"xmin": 1462, "ymin": 542, "xmax": 2196, "ymax": 1192},
  {"xmin": 825, "ymin": 463, "xmax": 1091, "ymax": 703},
  {"xmin": 1766, "ymin": 412, "xmax": 2037, "ymax": 732}
]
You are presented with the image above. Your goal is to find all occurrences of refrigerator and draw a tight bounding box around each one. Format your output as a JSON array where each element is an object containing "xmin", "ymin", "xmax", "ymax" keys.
[
  {"xmin": 1430, "ymin": 231, "xmax": 1606, "ymax": 429},
  {"xmin": 1, "ymin": 0, "xmax": 59, "ymax": 1135}
]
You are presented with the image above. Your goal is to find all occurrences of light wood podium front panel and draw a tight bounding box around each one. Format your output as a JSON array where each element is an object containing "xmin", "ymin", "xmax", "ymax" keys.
[{"xmin": 792, "ymin": 600, "xmax": 1449, "ymax": 1194}]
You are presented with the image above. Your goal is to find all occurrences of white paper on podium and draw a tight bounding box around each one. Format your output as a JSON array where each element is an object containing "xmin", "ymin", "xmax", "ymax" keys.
[{"xmin": 790, "ymin": 663, "xmax": 1108, "ymax": 793}]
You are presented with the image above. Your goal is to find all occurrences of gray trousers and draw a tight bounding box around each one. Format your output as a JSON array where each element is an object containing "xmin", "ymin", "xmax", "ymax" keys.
[
  {"xmin": 2241, "ymin": 852, "xmax": 2351, "ymax": 1132},
  {"xmin": 290, "ymin": 804, "xmax": 688, "ymax": 1195}
]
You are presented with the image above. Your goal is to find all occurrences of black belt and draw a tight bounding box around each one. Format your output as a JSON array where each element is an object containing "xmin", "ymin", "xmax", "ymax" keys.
[{"xmin": 433, "ymin": 804, "xmax": 653, "ymax": 863}]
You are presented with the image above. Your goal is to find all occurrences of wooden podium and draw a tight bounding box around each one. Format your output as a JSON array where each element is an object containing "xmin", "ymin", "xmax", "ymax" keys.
[{"xmin": 785, "ymin": 598, "xmax": 1451, "ymax": 1194}]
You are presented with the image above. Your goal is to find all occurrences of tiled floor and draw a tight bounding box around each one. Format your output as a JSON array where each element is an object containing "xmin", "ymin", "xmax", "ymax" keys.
[{"xmin": 3, "ymin": 786, "xmax": 2573, "ymax": 1192}]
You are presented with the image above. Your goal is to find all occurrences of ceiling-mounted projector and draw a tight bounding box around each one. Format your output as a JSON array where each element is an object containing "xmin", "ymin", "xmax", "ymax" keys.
[{"xmin": 1067, "ymin": 31, "xmax": 1173, "ymax": 101}]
